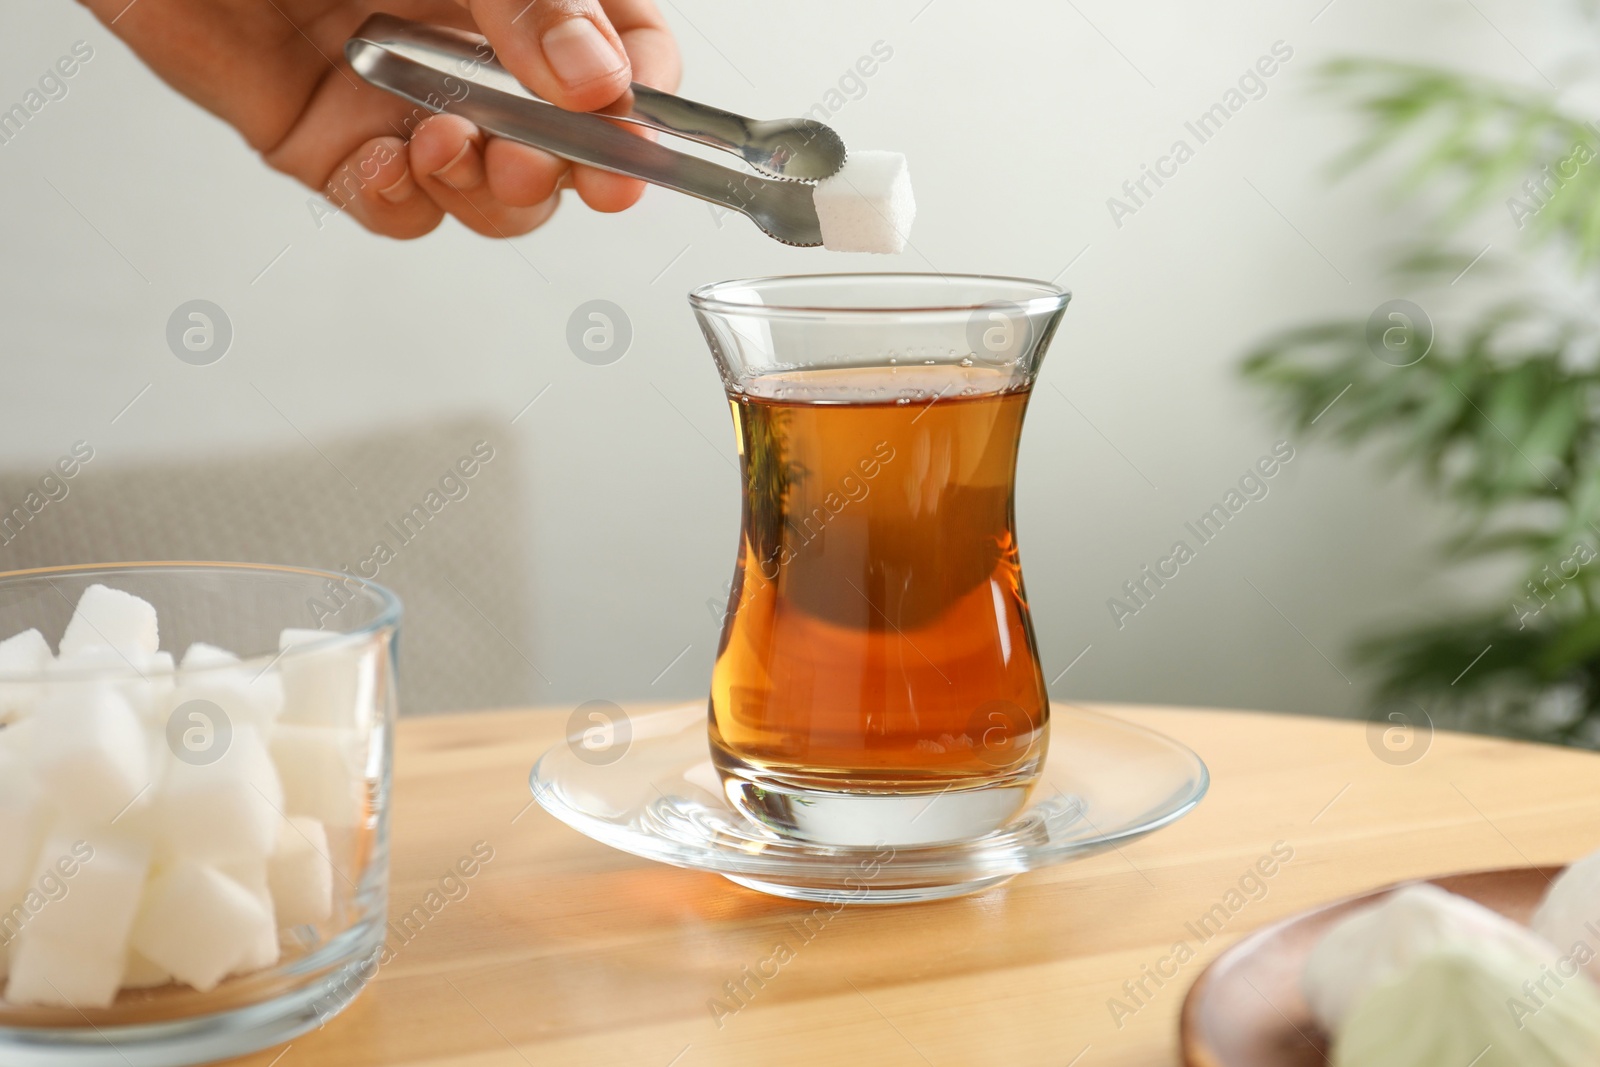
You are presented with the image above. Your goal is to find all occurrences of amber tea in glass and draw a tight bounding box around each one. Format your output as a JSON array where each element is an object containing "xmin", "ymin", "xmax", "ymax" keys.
[{"xmin": 691, "ymin": 275, "xmax": 1070, "ymax": 845}]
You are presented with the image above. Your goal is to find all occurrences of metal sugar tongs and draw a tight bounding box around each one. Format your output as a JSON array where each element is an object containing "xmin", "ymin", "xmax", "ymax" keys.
[{"xmin": 345, "ymin": 14, "xmax": 845, "ymax": 245}]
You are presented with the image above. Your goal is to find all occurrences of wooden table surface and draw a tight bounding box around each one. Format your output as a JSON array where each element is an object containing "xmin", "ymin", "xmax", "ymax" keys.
[{"xmin": 227, "ymin": 703, "xmax": 1600, "ymax": 1067}]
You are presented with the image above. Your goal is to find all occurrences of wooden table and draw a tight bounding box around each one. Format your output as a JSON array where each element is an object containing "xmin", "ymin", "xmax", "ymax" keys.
[{"xmin": 228, "ymin": 704, "xmax": 1600, "ymax": 1067}]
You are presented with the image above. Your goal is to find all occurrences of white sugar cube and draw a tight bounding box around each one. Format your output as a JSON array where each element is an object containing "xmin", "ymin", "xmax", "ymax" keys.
[
  {"xmin": 0, "ymin": 716, "xmax": 35, "ymax": 758},
  {"xmin": 177, "ymin": 643, "xmax": 284, "ymax": 735},
  {"xmin": 0, "ymin": 685, "xmax": 47, "ymax": 726},
  {"xmin": 179, "ymin": 641, "xmax": 285, "ymax": 729},
  {"xmin": 59, "ymin": 585, "xmax": 159, "ymax": 658},
  {"xmin": 131, "ymin": 860, "xmax": 272, "ymax": 992},
  {"xmin": 279, "ymin": 629, "xmax": 324, "ymax": 649},
  {"xmin": 169, "ymin": 666, "xmax": 284, "ymax": 732},
  {"xmin": 30, "ymin": 687, "xmax": 150, "ymax": 823},
  {"xmin": 813, "ymin": 151, "xmax": 916, "ymax": 254},
  {"xmin": 121, "ymin": 950, "xmax": 172, "ymax": 989},
  {"xmin": 158, "ymin": 725, "xmax": 283, "ymax": 861},
  {"xmin": 268, "ymin": 817, "xmax": 333, "ymax": 929},
  {"xmin": 0, "ymin": 881, "xmax": 25, "ymax": 950},
  {"xmin": 0, "ymin": 752, "xmax": 43, "ymax": 889},
  {"xmin": 217, "ymin": 859, "xmax": 280, "ymax": 975},
  {"xmin": 270, "ymin": 725, "xmax": 364, "ymax": 828},
  {"xmin": 141, "ymin": 650, "xmax": 177, "ymax": 708},
  {"xmin": 277, "ymin": 629, "xmax": 367, "ymax": 729},
  {"xmin": 233, "ymin": 913, "xmax": 279, "ymax": 976},
  {"xmin": 0, "ymin": 629, "xmax": 52, "ymax": 671},
  {"xmin": 0, "ymin": 825, "xmax": 42, "ymax": 900},
  {"xmin": 180, "ymin": 643, "xmax": 239, "ymax": 670},
  {"xmin": 5, "ymin": 932, "xmax": 124, "ymax": 1008},
  {"xmin": 0, "ymin": 629, "xmax": 52, "ymax": 723},
  {"xmin": 1, "ymin": 903, "xmax": 24, "ymax": 961},
  {"xmin": 47, "ymin": 647, "xmax": 177, "ymax": 727},
  {"xmin": 105, "ymin": 739, "xmax": 169, "ymax": 845},
  {"xmin": 25, "ymin": 833, "xmax": 147, "ymax": 954}
]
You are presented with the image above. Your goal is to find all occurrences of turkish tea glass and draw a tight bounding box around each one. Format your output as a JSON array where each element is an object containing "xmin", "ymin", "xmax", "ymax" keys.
[{"xmin": 691, "ymin": 274, "xmax": 1070, "ymax": 846}]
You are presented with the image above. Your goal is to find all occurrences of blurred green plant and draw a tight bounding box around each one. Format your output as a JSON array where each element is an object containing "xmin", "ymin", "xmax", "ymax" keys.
[{"xmin": 1243, "ymin": 54, "xmax": 1600, "ymax": 746}]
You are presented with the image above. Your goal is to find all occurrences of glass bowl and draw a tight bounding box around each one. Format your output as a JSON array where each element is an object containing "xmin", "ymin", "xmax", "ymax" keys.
[{"xmin": 0, "ymin": 562, "xmax": 399, "ymax": 1066}]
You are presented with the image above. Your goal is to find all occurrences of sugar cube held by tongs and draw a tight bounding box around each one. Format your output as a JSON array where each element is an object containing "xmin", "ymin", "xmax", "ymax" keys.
[{"xmin": 346, "ymin": 14, "xmax": 915, "ymax": 251}]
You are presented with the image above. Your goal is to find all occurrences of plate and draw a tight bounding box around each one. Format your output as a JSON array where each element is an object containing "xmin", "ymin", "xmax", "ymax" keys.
[
  {"xmin": 529, "ymin": 702, "xmax": 1209, "ymax": 903},
  {"xmin": 1179, "ymin": 865, "xmax": 1563, "ymax": 1066}
]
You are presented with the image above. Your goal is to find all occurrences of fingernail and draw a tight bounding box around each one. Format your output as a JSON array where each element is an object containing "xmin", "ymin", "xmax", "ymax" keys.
[
  {"xmin": 377, "ymin": 169, "xmax": 415, "ymax": 203},
  {"xmin": 541, "ymin": 17, "xmax": 625, "ymax": 89},
  {"xmin": 430, "ymin": 140, "xmax": 484, "ymax": 191}
]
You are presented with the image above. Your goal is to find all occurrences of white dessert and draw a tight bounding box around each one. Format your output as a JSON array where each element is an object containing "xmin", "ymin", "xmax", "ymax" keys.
[
  {"xmin": 1534, "ymin": 848, "xmax": 1600, "ymax": 978},
  {"xmin": 1334, "ymin": 941, "xmax": 1600, "ymax": 1067},
  {"xmin": 1303, "ymin": 882, "xmax": 1561, "ymax": 1031},
  {"xmin": 813, "ymin": 151, "xmax": 915, "ymax": 254},
  {"xmin": 0, "ymin": 585, "xmax": 362, "ymax": 1009}
]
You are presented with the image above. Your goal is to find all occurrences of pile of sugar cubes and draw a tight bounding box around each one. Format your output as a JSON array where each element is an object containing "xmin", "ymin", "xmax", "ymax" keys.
[
  {"xmin": 813, "ymin": 151, "xmax": 916, "ymax": 255},
  {"xmin": 0, "ymin": 584, "xmax": 367, "ymax": 1009}
]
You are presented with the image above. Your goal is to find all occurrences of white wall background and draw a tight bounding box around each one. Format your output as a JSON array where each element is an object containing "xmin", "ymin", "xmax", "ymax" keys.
[{"xmin": 0, "ymin": 0, "xmax": 1579, "ymax": 717}]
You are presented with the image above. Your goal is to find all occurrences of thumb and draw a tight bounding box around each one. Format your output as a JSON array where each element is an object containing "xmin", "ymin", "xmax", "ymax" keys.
[{"xmin": 461, "ymin": 0, "xmax": 633, "ymax": 113}]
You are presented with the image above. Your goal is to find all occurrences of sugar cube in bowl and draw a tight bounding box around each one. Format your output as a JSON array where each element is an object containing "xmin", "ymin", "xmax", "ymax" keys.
[{"xmin": 0, "ymin": 564, "xmax": 399, "ymax": 1067}]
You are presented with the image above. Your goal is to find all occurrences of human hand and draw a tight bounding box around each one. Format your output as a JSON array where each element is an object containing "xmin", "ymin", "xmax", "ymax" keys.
[{"xmin": 78, "ymin": 0, "xmax": 681, "ymax": 238}]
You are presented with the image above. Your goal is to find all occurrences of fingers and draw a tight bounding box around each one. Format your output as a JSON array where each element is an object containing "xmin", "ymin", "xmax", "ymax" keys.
[
  {"xmin": 566, "ymin": 0, "xmax": 682, "ymax": 212},
  {"xmin": 260, "ymin": 45, "xmax": 452, "ymax": 239},
  {"xmin": 571, "ymin": 160, "xmax": 647, "ymax": 213},
  {"xmin": 448, "ymin": 0, "xmax": 681, "ymax": 221},
  {"xmin": 459, "ymin": 0, "xmax": 633, "ymax": 113},
  {"xmin": 265, "ymin": 63, "xmax": 564, "ymax": 239},
  {"xmin": 407, "ymin": 114, "xmax": 562, "ymax": 237},
  {"xmin": 484, "ymin": 138, "xmax": 570, "ymax": 207},
  {"xmin": 415, "ymin": 0, "xmax": 682, "ymax": 223},
  {"xmin": 261, "ymin": 0, "xmax": 678, "ymax": 237},
  {"xmin": 602, "ymin": 0, "xmax": 682, "ymax": 92},
  {"xmin": 315, "ymin": 137, "xmax": 445, "ymax": 241}
]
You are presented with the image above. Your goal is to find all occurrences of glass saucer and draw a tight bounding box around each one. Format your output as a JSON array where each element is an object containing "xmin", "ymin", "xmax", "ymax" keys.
[{"xmin": 528, "ymin": 702, "xmax": 1209, "ymax": 904}]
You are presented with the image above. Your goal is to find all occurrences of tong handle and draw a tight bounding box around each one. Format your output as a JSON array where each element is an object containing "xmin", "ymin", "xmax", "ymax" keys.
[{"xmin": 602, "ymin": 86, "xmax": 751, "ymax": 159}]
